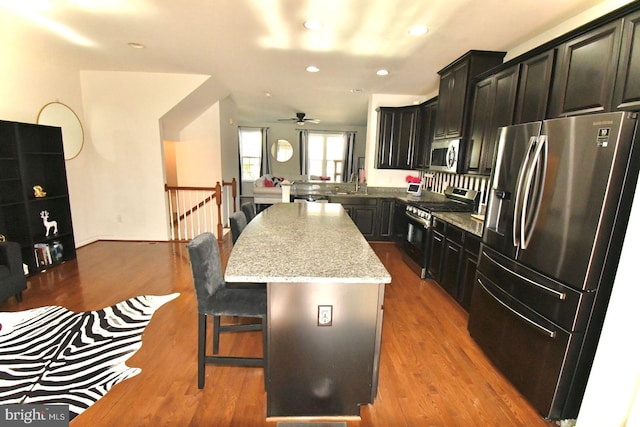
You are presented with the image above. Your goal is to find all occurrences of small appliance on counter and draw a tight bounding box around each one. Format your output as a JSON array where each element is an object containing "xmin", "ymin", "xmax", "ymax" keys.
[{"xmin": 406, "ymin": 182, "xmax": 422, "ymax": 197}]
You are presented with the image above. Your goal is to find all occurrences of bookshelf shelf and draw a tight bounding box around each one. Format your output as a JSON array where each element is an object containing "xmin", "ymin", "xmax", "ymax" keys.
[{"xmin": 0, "ymin": 120, "xmax": 76, "ymax": 275}]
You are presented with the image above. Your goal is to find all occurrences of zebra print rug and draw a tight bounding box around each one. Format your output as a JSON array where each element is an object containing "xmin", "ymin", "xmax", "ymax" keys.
[{"xmin": 0, "ymin": 293, "xmax": 179, "ymax": 420}]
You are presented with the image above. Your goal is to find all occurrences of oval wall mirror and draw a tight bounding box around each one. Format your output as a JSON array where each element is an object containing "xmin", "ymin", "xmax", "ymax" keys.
[
  {"xmin": 37, "ymin": 102, "xmax": 84, "ymax": 160},
  {"xmin": 271, "ymin": 139, "xmax": 293, "ymax": 162}
]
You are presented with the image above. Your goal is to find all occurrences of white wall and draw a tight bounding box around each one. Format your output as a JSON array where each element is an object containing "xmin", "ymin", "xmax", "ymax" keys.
[
  {"xmin": 79, "ymin": 71, "xmax": 209, "ymax": 242},
  {"xmin": 175, "ymin": 103, "xmax": 223, "ymax": 187},
  {"xmin": 576, "ymin": 183, "xmax": 640, "ymax": 426}
]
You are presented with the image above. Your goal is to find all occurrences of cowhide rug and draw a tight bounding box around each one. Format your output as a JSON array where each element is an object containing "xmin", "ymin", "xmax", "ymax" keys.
[{"xmin": 0, "ymin": 293, "xmax": 179, "ymax": 420}]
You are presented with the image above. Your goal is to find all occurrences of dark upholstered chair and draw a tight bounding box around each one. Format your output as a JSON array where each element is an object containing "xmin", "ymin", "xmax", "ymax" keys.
[
  {"xmin": 0, "ymin": 242, "xmax": 27, "ymax": 303},
  {"xmin": 241, "ymin": 202, "xmax": 256, "ymax": 223},
  {"xmin": 186, "ymin": 232, "xmax": 267, "ymax": 389},
  {"xmin": 229, "ymin": 211, "xmax": 248, "ymax": 245}
]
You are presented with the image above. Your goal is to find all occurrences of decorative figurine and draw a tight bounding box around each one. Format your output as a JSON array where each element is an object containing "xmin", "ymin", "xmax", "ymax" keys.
[
  {"xmin": 40, "ymin": 210, "xmax": 58, "ymax": 236},
  {"xmin": 33, "ymin": 185, "xmax": 47, "ymax": 198}
]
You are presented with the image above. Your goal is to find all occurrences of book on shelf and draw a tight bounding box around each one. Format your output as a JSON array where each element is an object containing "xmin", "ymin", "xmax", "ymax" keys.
[{"xmin": 34, "ymin": 242, "xmax": 52, "ymax": 266}]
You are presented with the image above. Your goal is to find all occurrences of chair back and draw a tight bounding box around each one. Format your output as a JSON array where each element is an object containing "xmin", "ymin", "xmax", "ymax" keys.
[
  {"xmin": 229, "ymin": 211, "xmax": 248, "ymax": 244},
  {"xmin": 241, "ymin": 202, "xmax": 256, "ymax": 222},
  {"xmin": 0, "ymin": 241, "xmax": 22, "ymax": 271},
  {"xmin": 187, "ymin": 233, "xmax": 225, "ymax": 313}
]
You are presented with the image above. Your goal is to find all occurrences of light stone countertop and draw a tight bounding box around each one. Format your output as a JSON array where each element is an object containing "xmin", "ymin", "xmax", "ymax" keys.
[
  {"xmin": 433, "ymin": 212, "xmax": 485, "ymax": 237},
  {"xmin": 225, "ymin": 203, "xmax": 392, "ymax": 284}
]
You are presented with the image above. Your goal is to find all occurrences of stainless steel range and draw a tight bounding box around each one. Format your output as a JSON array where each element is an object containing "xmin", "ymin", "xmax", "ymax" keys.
[{"xmin": 394, "ymin": 186, "xmax": 478, "ymax": 278}]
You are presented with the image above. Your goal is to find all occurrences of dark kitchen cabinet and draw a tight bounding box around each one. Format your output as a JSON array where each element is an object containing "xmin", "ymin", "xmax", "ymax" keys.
[
  {"xmin": 441, "ymin": 224, "xmax": 464, "ymax": 300},
  {"xmin": 459, "ymin": 233, "xmax": 481, "ymax": 311},
  {"xmin": 549, "ymin": 20, "xmax": 623, "ymax": 117},
  {"xmin": 413, "ymin": 98, "xmax": 438, "ymax": 169},
  {"xmin": 0, "ymin": 120, "xmax": 76, "ymax": 276},
  {"xmin": 433, "ymin": 51, "xmax": 506, "ymax": 141},
  {"xmin": 342, "ymin": 205, "xmax": 377, "ymax": 240},
  {"xmin": 428, "ymin": 217, "xmax": 446, "ymax": 282},
  {"xmin": 514, "ymin": 50, "xmax": 556, "ymax": 123},
  {"xmin": 428, "ymin": 215, "xmax": 482, "ymax": 312},
  {"xmin": 467, "ymin": 65, "xmax": 519, "ymax": 175},
  {"xmin": 377, "ymin": 198, "xmax": 395, "ymax": 240},
  {"xmin": 329, "ymin": 196, "xmax": 394, "ymax": 241},
  {"xmin": 614, "ymin": 10, "xmax": 640, "ymax": 111},
  {"xmin": 376, "ymin": 106, "xmax": 418, "ymax": 170}
]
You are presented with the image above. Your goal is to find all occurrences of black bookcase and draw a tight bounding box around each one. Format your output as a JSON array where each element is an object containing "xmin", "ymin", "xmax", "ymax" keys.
[{"xmin": 0, "ymin": 120, "xmax": 76, "ymax": 275}]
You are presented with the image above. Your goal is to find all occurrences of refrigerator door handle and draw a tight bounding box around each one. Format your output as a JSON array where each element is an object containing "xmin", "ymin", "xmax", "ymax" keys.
[
  {"xmin": 478, "ymin": 278, "xmax": 557, "ymax": 338},
  {"xmin": 520, "ymin": 135, "xmax": 548, "ymax": 250},
  {"xmin": 483, "ymin": 251, "xmax": 567, "ymax": 300},
  {"xmin": 513, "ymin": 136, "xmax": 538, "ymax": 248}
]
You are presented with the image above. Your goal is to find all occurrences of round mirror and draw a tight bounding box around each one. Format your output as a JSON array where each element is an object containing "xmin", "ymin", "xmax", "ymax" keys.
[
  {"xmin": 37, "ymin": 102, "xmax": 84, "ymax": 160},
  {"xmin": 271, "ymin": 139, "xmax": 293, "ymax": 162}
]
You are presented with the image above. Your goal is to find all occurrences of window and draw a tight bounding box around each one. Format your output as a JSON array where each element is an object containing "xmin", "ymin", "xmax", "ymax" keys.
[
  {"xmin": 307, "ymin": 133, "xmax": 346, "ymax": 181},
  {"xmin": 238, "ymin": 128, "xmax": 263, "ymax": 181}
]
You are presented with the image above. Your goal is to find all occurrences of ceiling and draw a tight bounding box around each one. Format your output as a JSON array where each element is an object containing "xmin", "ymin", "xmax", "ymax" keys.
[{"xmin": 1, "ymin": 0, "xmax": 615, "ymax": 127}]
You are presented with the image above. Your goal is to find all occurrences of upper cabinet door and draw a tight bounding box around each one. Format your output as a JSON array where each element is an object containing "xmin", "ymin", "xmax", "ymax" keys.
[
  {"xmin": 375, "ymin": 106, "xmax": 418, "ymax": 170},
  {"xmin": 514, "ymin": 50, "xmax": 555, "ymax": 123},
  {"xmin": 414, "ymin": 98, "xmax": 438, "ymax": 169},
  {"xmin": 434, "ymin": 70, "xmax": 455, "ymax": 139},
  {"xmin": 434, "ymin": 62, "xmax": 470, "ymax": 139},
  {"xmin": 466, "ymin": 65, "xmax": 519, "ymax": 175},
  {"xmin": 434, "ymin": 51, "xmax": 506, "ymax": 142},
  {"xmin": 549, "ymin": 20, "xmax": 623, "ymax": 117},
  {"xmin": 614, "ymin": 10, "xmax": 640, "ymax": 110}
]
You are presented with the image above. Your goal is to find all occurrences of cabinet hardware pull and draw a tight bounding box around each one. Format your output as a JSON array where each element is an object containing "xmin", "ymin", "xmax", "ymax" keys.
[
  {"xmin": 483, "ymin": 251, "xmax": 566, "ymax": 300},
  {"xmin": 478, "ymin": 278, "xmax": 556, "ymax": 339}
]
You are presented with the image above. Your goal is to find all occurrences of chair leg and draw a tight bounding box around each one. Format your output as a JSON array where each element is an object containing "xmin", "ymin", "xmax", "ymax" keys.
[
  {"xmin": 15, "ymin": 292, "xmax": 23, "ymax": 303},
  {"xmin": 213, "ymin": 315, "xmax": 221, "ymax": 354},
  {"xmin": 198, "ymin": 313, "xmax": 207, "ymax": 389}
]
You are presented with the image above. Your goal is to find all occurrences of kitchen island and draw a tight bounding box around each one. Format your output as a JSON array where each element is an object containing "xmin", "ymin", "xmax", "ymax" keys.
[{"xmin": 225, "ymin": 202, "xmax": 391, "ymax": 419}]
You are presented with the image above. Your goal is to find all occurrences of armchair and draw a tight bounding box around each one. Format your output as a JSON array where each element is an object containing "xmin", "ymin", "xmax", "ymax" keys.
[{"xmin": 0, "ymin": 242, "xmax": 27, "ymax": 303}]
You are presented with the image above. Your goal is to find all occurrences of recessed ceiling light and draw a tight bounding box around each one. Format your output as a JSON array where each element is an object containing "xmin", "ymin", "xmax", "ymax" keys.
[
  {"xmin": 128, "ymin": 42, "xmax": 145, "ymax": 49},
  {"xmin": 306, "ymin": 66, "xmax": 320, "ymax": 73},
  {"xmin": 303, "ymin": 20, "xmax": 322, "ymax": 31},
  {"xmin": 376, "ymin": 69, "xmax": 389, "ymax": 76},
  {"xmin": 408, "ymin": 25, "xmax": 429, "ymax": 36},
  {"xmin": 264, "ymin": 92, "xmax": 272, "ymax": 97}
]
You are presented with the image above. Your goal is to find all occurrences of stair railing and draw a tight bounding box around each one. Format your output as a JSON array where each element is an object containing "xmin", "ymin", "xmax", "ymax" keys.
[{"xmin": 165, "ymin": 178, "xmax": 237, "ymax": 241}]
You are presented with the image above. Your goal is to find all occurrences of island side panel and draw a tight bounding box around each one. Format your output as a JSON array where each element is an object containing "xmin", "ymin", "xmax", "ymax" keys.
[{"xmin": 267, "ymin": 281, "xmax": 383, "ymax": 418}]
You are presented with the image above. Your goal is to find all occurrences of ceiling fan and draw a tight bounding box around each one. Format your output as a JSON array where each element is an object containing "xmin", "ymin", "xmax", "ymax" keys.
[{"xmin": 278, "ymin": 112, "xmax": 320, "ymax": 125}]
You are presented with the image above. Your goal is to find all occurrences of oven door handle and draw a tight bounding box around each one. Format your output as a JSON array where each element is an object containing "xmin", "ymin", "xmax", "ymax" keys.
[{"xmin": 405, "ymin": 211, "xmax": 430, "ymax": 228}]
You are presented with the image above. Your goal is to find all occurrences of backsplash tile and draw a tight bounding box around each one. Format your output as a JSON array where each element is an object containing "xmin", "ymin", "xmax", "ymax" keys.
[{"xmin": 421, "ymin": 171, "xmax": 490, "ymax": 205}]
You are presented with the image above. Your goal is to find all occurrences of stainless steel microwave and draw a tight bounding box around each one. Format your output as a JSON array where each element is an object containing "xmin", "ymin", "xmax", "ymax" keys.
[{"xmin": 430, "ymin": 139, "xmax": 460, "ymax": 173}]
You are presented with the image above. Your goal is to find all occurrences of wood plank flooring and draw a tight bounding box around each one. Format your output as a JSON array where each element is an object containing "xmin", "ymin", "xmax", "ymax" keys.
[{"xmin": 0, "ymin": 237, "xmax": 556, "ymax": 426}]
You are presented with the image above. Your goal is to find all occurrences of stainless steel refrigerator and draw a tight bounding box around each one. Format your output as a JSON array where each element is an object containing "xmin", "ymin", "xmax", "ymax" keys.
[{"xmin": 468, "ymin": 112, "xmax": 640, "ymax": 420}]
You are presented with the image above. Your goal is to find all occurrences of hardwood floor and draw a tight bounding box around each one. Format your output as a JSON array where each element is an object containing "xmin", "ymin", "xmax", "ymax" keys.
[{"xmin": 0, "ymin": 237, "xmax": 556, "ymax": 426}]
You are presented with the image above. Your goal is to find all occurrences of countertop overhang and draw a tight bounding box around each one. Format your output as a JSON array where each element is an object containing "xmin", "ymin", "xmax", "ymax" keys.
[{"xmin": 224, "ymin": 203, "xmax": 392, "ymax": 284}]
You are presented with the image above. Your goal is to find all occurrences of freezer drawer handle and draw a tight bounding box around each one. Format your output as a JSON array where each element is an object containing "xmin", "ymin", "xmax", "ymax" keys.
[
  {"xmin": 478, "ymin": 278, "xmax": 557, "ymax": 339},
  {"xmin": 483, "ymin": 251, "xmax": 567, "ymax": 300}
]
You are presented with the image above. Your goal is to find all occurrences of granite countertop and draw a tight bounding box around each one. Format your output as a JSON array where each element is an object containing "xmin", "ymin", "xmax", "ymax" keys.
[
  {"xmin": 225, "ymin": 203, "xmax": 392, "ymax": 284},
  {"xmin": 433, "ymin": 212, "xmax": 485, "ymax": 237}
]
